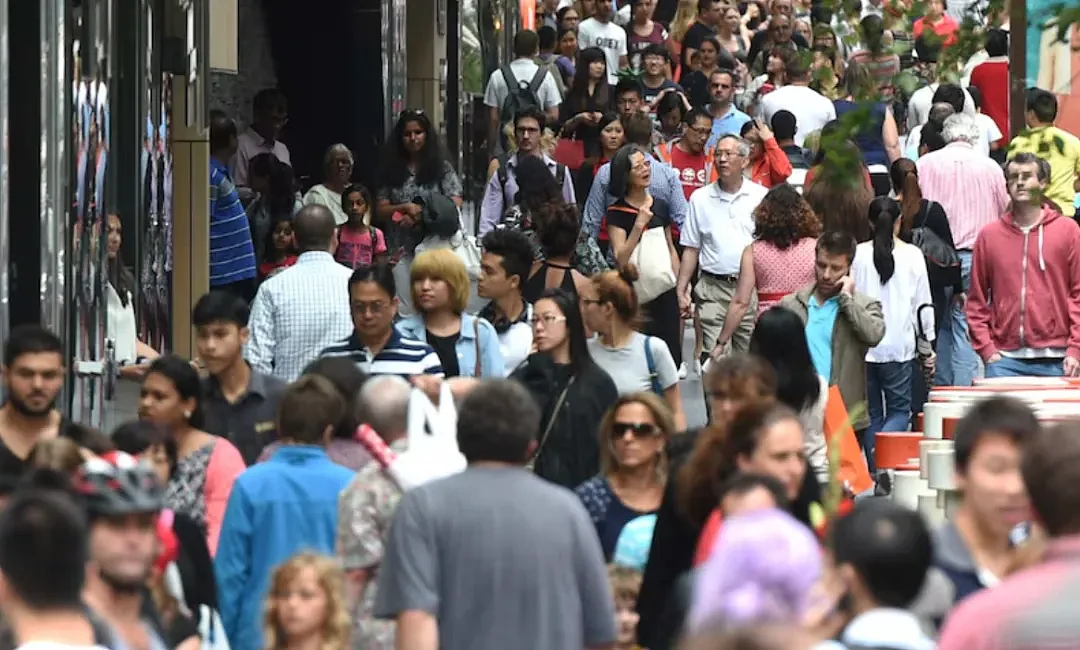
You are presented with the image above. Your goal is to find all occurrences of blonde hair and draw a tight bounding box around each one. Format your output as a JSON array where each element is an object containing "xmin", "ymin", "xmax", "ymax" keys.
[
  {"xmin": 27, "ymin": 437, "xmax": 92, "ymax": 475},
  {"xmin": 670, "ymin": 0, "xmax": 698, "ymax": 44},
  {"xmin": 263, "ymin": 553, "xmax": 350, "ymax": 650},
  {"xmin": 410, "ymin": 249, "xmax": 471, "ymax": 314},
  {"xmin": 609, "ymin": 563, "xmax": 643, "ymax": 602},
  {"xmin": 598, "ymin": 392, "xmax": 674, "ymax": 479}
]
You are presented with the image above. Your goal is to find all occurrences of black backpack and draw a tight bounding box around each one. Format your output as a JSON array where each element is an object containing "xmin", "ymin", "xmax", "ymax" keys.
[
  {"xmin": 496, "ymin": 155, "xmax": 566, "ymax": 197},
  {"xmin": 498, "ymin": 64, "xmax": 548, "ymax": 129}
]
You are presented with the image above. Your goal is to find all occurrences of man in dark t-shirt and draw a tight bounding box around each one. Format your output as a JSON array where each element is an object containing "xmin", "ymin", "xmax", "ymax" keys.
[
  {"xmin": 0, "ymin": 325, "xmax": 79, "ymax": 480},
  {"xmin": 680, "ymin": 0, "xmax": 722, "ymax": 76}
]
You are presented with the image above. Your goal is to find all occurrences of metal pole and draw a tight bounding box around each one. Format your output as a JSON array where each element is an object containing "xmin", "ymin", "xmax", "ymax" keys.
[
  {"xmin": 40, "ymin": 0, "xmax": 69, "ymax": 340},
  {"xmin": 1008, "ymin": 0, "xmax": 1026, "ymax": 138}
]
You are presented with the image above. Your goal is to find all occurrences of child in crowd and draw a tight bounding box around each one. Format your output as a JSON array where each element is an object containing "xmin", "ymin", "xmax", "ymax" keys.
[
  {"xmin": 259, "ymin": 214, "xmax": 299, "ymax": 280},
  {"xmin": 335, "ymin": 183, "xmax": 387, "ymax": 269},
  {"xmin": 263, "ymin": 553, "xmax": 350, "ymax": 650},
  {"xmin": 610, "ymin": 564, "xmax": 644, "ymax": 650}
]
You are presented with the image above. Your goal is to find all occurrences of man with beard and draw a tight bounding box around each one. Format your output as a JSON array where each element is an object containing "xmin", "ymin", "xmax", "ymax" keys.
[
  {"xmin": 77, "ymin": 452, "xmax": 176, "ymax": 650},
  {"xmin": 0, "ymin": 325, "xmax": 85, "ymax": 479}
]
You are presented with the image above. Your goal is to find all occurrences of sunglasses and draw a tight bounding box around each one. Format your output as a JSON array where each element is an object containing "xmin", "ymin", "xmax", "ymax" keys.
[{"xmin": 611, "ymin": 422, "xmax": 660, "ymax": 439}]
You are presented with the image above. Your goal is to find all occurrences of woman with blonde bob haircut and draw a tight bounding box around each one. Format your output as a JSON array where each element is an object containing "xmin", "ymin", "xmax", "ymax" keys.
[
  {"xmin": 263, "ymin": 552, "xmax": 350, "ymax": 650},
  {"xmin": 396, "ymin": 248, "xmax": 504, "ymax": 377},
  {"xmin": 576, "ymin": 392, "xmax": 675, "ymax": 561}
]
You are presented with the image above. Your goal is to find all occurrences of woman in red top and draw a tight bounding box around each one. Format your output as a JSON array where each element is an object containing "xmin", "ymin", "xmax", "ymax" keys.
[{"xmin": 741, "ymin": 118, "xmax": 793, "ymax": 188}]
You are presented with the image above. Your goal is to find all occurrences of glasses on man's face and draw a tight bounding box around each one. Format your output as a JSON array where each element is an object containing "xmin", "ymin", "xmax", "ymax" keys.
[
  {"xmin": 715, "ymin": 149, "xmax": 742, "ymax": 159},
  {"xmin": 351, "ymin": 301, "xmax": 389, "ymax": 316},
  {"xmin": 531, "ymin": 314, "xmax": 567, "ymax": 328},
  {"xmin": 687, "ymin": 125, "xmax": 712, "ymax": 136}
]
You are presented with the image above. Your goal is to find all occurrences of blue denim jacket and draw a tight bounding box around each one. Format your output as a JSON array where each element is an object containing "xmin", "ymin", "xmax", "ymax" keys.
[{"xmin": 396, "ymin": 312, "xmax": 505, "ymax": 377}]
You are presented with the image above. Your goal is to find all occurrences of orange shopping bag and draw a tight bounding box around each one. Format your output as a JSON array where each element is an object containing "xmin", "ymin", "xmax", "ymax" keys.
[{"xmin": 823, "ymin": 385, "xmax": 873, "ymax": 495}]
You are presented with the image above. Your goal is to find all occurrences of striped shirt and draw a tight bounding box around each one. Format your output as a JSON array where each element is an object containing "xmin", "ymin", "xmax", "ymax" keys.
[
  {"xmin": 916, "ymin": 141, "xmax": 1009, "ymax": 250},
  {"xmin": 319, "ymin": 329, "xmax": 444, "ymax": 378},
  {"xmin": 209, "ymin": 157, "xmax": 257, "ymax": 286}
]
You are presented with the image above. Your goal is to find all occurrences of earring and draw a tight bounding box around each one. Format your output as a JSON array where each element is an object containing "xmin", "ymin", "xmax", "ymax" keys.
[{"xmin": 183, "ymin": 410, "xmax": 192, "ymax": 420}]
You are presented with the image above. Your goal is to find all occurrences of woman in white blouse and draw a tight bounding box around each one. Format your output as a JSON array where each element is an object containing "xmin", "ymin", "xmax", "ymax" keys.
[
  {"xmin": 106, "ymin": 214, "xmax": 159, "ymax": 378},
  {"xmin": 302, "ymin": 143, "xmax": 354, "ymax": 226},
  {"xmin": 851, "ymin": 197, "xmax": 934, "ymax": 471}
]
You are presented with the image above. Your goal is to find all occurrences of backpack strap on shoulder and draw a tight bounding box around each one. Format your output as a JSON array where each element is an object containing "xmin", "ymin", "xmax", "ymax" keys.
[
  {"xmin": 554, "ymin": 162, "xmax": 566, "ymax": 187},
  {"xmin": 528, "ymin": 64, "xmax": 548, "ymax": 92},
  {"xmin": 500, "ymin": 64, "xmax": 519, "ymax": 89},
  {"xmin": 496, "ymin": 154, "xmax": 510, "ymax": 190}
]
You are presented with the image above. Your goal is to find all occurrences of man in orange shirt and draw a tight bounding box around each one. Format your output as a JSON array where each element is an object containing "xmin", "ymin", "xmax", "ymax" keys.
[{"xmin": 655, "ymin": 107, "xmax": 717, "ymax": 201}]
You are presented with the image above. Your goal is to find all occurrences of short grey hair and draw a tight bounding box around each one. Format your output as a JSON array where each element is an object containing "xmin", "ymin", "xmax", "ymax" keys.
[
  {"xmin": 323, "ymin": 143, "xmax": 354, "ymax": 169},
  {"xmin": 942, "ymin": 114, "xmax": 981, "ymax": 145},
  {"xmin": 715, "ymin": 134, "xmax": 752, "ymax": 159},
  {"xmin": 357, "ymin": 375, "xmax": 411, "ymax": 440}
]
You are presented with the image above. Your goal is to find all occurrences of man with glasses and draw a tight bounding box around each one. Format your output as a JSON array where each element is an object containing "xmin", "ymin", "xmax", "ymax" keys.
[
  {"xmin": 655, "ymin": 108, "xmax": 717, "ymax": 201},
  {"xmin": 746, "ymin": 0, "xmax": 808, "ymax": 75},
  {"xmin": 479, "ymin": 107, "xmax": 576, "ymax": 237},
  {"xmin": 677, "ymin": 134, "xmax": 766, "ymax": 356},
  {"xmin": 320, "ymin": 264, "xmax": 443, "ymax": 378},
  {"xmin": 706, "ymin": 69, "xmax": 751, "ymax": 149}
]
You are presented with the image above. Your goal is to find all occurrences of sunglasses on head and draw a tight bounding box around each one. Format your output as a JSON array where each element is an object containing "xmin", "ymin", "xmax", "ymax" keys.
[{"xmin": 611, "ymin": 422, "xmax": 660, "ymax": 439}]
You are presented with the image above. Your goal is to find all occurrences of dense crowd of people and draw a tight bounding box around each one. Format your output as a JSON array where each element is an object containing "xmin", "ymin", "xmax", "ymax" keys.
[{"xmin": 7, "ymin": 0, "xmax": 1080, "ymax": 649}]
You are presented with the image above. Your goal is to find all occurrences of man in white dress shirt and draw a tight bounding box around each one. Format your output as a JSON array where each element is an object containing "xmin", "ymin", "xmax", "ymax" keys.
[
  {"xmin": 245, "ymin": 205, "xmax": 354, "ymax": 382},
  {"xmin": 677, "ymin": 134, "xmax": 768, "ymax": 357}
]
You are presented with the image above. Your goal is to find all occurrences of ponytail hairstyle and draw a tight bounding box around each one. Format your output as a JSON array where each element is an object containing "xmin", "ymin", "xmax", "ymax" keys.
[
  {"xmin": 868, "ymin": 196, "xmax": 902, "ymax": 284},
  {"xmin": 889, "ymin": 158, "xmax": 923, "ymax": 237}
]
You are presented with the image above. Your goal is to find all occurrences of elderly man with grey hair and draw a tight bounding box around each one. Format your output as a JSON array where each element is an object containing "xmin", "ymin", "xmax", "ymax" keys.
[
  {"xmin": 677, "ymin": 133, "xmax": 768, "ymax": 357},
  {"xmin": 917, "ymin": 111, "xmax": 1009, "ymax": 389},
  {"xmin": 336, "ymin": 374, "xmax": 413, "ymax": 650}
]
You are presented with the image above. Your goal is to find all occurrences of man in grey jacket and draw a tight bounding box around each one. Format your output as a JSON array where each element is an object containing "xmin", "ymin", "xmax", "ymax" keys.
[{"xmin": 780, "ymin": 232, "xmax": 885, "ymax": 454}]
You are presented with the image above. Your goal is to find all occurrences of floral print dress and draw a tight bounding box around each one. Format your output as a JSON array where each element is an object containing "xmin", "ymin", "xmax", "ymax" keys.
[{"xmin": 165, "ymin": 442, "xmax": 215, "ymax": 535}]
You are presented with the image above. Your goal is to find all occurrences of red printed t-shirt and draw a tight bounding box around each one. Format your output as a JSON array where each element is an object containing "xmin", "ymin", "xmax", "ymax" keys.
[
  {"xmin": 335, "ymin": 226, "xmax": 387, "ymax": 270},
  {"xmin": 667, "ymin": 146, "xmax": 714, "ymax": 202}
]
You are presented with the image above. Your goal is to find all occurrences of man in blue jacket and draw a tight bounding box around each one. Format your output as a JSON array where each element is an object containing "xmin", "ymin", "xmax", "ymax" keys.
[{"xmin": 215, "ymin": 374, "xmax": 355, "ymax": 650}]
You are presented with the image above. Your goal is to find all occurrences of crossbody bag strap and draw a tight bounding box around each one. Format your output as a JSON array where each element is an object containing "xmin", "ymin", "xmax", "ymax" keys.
[{"xmin": 529, "ymin": 377, "xmax": 574, "ymax": 468}]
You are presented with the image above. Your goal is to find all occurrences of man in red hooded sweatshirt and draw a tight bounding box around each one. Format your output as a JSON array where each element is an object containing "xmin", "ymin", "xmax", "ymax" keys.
[{"xmin": 967, "ymin": 152, "xmax": 1080, "ymax": 379}]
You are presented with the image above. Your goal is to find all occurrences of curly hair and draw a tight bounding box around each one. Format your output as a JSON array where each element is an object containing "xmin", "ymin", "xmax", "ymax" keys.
[
  {"xmin": 678, "ymin": 355, "xmax": 778, "ymax": 526},
  {"xmin": 752, "ymin": 184, "xmax": 822, "ymax": 250},
  {"xmin": 263, "ymin": 552, "xmax": 350, "ymax": 650}
]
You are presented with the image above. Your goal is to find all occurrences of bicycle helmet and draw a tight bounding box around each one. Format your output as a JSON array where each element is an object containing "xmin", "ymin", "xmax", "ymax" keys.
[{"xmin": 74, "ymin": 451, "xmax": 165, "ymax": 516}]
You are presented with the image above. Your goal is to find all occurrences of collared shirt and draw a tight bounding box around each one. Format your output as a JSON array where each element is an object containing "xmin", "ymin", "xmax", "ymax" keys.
[
  {"xmin": 478, "ymin": 153, "xmax": 576, "ymax": 236},
  {"xmin": 917, "ymin": 141, "xmax": 1009, "ymax": 249},
  {"xmin": 806, "ymin": 294, "xmax": 840, "ymax": 380},
  {"xmin": 583, "ymin": 154, "xmax": 689, "ymax": 238},
  {"xmin": 231, "ymin": 128, "xmax": 291, "ymax": 189},
  {"xmin": 209, "ymin": 157, "xmax": 257, "ymax": 286},
  {"xmin": 202, "ymin": 367, "xmax": 288, "ymax": 466},
  {"xmin": 337, "ymin": 438, "xmax": 408, "ymax": 650},
  {"xmin": 679, "ymin": 179, "xmax": 767, "ymax": 275},
  {"xmin": 245, "ymin": 251, "xmax": 354, "ymax": 382},
  {"xmin": 705, "ymin": 105, "xmax": 752, "ymax": 150},
  {"xmin": 318, "ymin": 328, "xmax": 444, "ymax": 378}
]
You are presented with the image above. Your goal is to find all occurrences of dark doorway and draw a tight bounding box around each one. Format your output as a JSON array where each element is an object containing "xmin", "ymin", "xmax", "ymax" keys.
[{"xmin": 261, "ymin": 0, "xmax": 386, "ymax": 191}]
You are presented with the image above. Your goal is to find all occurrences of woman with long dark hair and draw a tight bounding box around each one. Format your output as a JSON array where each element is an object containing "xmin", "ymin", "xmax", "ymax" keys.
[
  {"xmin": 375, "ymin": 110, "xmax": 464, "ymax": 315},
  {"xmin": 852, "ymin": 196, "xmax": 934, "ymax": 471},
  {"xmin": 246, "ymin": 154, "xmax": 301, "ymax": 262},
  {"xmin": 748, "ymin": 306, "xmax": 829, "ymax": 484},
  {"xmin": 892, "ymin": 157, "xmax": 957, "ymax": 331},
  {"xmin": 804, "ymin": 124, "xmax": 874, "ymax": 243},
  {"xmin": 511, "ymin": 288, "xmax": 619, "ymax": 488},
  {"xmin": 560, "ymin": 47, "xmax": 613, "ymax": 159},
  {"xmin": 106, "ymin": 213, "xmax": 160, "ymax": 377}
]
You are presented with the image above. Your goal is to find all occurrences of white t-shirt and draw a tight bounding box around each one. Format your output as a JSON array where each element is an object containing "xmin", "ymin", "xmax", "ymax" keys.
[
  {"xmin": 758, "ymin": 85, "xmax": 837, "ymax": 147},
  {"xmin": 907, "ymin": 83, "xmax": 976, "ymax": 131},
  {"xmin": 586, "ymin": 331, "xmax": 679, "ymax": 395},
  {"xmin": 483, "ymin": 57, "xmax": 563, "ymax": 114},
  {"xmin": 974, "ymin": 112, "xmax": 1003, "ymax": 155},
  {"xmin": 577, "ymin": 18, "xmax": 627, "ymax": 84}
]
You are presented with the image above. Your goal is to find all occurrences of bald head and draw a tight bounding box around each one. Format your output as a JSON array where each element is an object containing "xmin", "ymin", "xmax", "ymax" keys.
[
  {"xmin": 358, "ymin": 375, "xmax": 411, "ymax": 442},
  {"xmin": 293, "ymin": 205, "xmax": 338, "ymax": 252}
]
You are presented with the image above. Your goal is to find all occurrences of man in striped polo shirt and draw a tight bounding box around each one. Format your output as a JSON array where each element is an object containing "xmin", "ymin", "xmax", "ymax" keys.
[
  {"xmin": 319, "ymin": 264, "xmax": 444, "ymax": 378},
  {"xmin": 209, "ymin": 111, "xmax": 257, "ymax": 301}
]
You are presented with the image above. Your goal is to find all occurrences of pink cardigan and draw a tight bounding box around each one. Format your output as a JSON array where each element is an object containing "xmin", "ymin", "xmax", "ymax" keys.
[{"xmin": 204, "ymin": 438, "xmax": 246, "ymax": 556}]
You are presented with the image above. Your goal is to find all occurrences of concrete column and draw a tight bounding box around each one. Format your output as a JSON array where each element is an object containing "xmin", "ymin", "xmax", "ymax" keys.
[
  {"xmin": 169, "ymin": 75, "xmax": 210, "ymax": 359},
  {"xmin": 407, "ymin": 0, "xmax": 448, "ymax": 131}
]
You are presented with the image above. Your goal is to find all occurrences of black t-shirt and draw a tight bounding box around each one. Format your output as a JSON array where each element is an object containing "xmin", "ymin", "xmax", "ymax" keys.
[
  {"xmin": 680, "ymin": 22, "xmax": 717, "ymax": 75},
  {"xmin": 426, "ymin": 330, "xmax": 462, "ymax": 377},
  {"xmin": 0, "ymin": 417, "xmax": 81, "ymax": 482},
  {"xmin": 605, "ymin": 197, "xmax": 673, "ymax": 237},
  {"xmin": 643, "ymin": 79, "xmax": 683, "ymax": 107}
]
